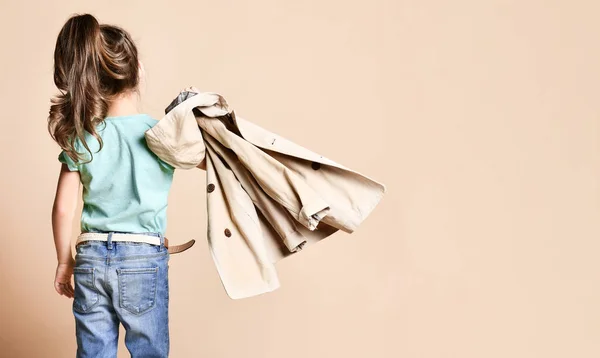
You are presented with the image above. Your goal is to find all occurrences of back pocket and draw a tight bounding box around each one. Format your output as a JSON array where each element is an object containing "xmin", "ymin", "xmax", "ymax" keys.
[
  {"xmin": 117, "ymin": 267, "xmax": 159, "ymax": 315},
  {"xmin": 72, "ymin": 267, "xmax": 100, "ymax": 313}
]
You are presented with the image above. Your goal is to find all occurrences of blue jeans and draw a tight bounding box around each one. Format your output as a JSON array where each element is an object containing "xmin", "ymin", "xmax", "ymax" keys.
[{"xmin": 72, "ymin": 231, "xmax": 170, "ymax": 357}]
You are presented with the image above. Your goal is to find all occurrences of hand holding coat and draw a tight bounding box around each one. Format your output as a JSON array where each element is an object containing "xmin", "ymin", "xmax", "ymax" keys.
[{"xmin": 145, "ymin": 89, "xmax": 386, "ymax": 299}]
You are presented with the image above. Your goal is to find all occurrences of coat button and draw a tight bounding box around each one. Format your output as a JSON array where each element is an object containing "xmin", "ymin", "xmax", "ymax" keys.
[
  {"xmin": 224, "ymin": 228, "xmax": 231, "ymax": 237},
  {"xmin": 311, "ymin": 162, "xmax": 321, "ymax": 170},
  {"xmin": 207, "ymin": 183, "xmax": 215, "ymax": 193}
]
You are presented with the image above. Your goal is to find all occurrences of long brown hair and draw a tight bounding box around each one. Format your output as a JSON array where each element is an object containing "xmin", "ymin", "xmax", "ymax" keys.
[{"xmin": 47, "ymin": 13, "xmax": 141, "ymax": 164}]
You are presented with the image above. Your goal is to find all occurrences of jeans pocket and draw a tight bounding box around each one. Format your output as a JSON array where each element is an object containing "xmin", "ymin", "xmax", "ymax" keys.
[
  {"xmin": 117, "ymin": 267, "xmax": 159, "ymax": 315},
  {"xmin": 72, "ymin": 267, "xmax": 99, "ymax": 313}
]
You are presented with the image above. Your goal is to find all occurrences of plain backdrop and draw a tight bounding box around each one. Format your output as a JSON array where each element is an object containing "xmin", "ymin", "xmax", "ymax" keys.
[{"xmin": 0, "ymin": 0, "xmax": 599, "ymax": 357}]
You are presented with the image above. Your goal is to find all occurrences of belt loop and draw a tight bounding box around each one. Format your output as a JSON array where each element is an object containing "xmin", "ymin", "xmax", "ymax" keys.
[
  {"xmin": 158, "ymin": 232, "xmax": 165, "ymax": 251},
  {"xmin": 107, "ymin": 231, "xmax": 113, "ymax": 250}
]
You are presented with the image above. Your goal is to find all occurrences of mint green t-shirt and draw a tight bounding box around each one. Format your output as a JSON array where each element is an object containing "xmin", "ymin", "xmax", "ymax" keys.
[{"xmin": 58, "ymin": 113, "xmax": 175, "ymax": 236}]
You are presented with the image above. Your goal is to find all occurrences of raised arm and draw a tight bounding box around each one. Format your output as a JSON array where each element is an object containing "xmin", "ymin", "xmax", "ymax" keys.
[{"xmin": 196, "ymin": 157, "xmax": 206, "ymax": 171}]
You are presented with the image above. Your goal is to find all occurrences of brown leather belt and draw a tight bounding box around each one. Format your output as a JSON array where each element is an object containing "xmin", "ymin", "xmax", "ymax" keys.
[{"xmin": 164, "ymin": 237, "xmax": 196, "ymax": 254}]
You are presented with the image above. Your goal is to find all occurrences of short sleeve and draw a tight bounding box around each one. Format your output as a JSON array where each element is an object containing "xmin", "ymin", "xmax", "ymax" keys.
[
  {"xmin": 158, "ymin": 157, "xmax": 176, "ymax": 172},
  {"xmin": 58, "ymin": 150, "xmax": 80, "ymax": 172}
]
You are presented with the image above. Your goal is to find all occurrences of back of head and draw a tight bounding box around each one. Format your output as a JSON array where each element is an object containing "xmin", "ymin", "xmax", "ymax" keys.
[{"xmin": 48, "ymin": 13, "xmax": 141, "ymax": 164}]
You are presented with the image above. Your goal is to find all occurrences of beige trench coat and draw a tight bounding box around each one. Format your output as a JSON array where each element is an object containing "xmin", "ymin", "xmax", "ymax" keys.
[{"xmin": 144, "ymin": 90, "xmax": 386, "ymax": 299}]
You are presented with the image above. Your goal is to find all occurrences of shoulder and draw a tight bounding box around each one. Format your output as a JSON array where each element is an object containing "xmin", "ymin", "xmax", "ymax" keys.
[
  {"xmin": 146, "ymin": 114, "xmax": 160, "ymax": 123},
  {"xmin": 143, "ymin": 115, "xmax": 161, "ymax": 129}
]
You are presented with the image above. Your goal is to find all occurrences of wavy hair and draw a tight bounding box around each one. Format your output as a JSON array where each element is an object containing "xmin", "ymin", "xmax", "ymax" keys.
[{"xmin": 47, "ymin": 13, "xmax": 141, "ymax": 164}]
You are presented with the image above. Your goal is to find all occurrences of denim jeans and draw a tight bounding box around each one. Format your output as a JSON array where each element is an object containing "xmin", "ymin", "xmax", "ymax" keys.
[{"xmin": 72, "ymin": 231, "xmax": 170, "ymax": 358}]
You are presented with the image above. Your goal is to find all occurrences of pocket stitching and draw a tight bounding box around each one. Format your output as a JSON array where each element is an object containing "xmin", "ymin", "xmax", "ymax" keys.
[
  {"xmin": 117, "ymin": 267, "xmax": 159, "ymax": 315},
  {"xmin": 72, "ymin": 267, "xmax": 100, "ymax": 313}
]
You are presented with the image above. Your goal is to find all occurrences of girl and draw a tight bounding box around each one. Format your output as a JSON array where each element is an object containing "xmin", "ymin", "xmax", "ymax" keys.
[{"xmin": 49, "ymin": 13, "xmax": 178, "ymax": 357}]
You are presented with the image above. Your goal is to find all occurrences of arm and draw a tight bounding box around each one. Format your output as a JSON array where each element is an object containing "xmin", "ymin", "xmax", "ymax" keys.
[
  {"xmin": 196, "ymin": 157, "xmax": 206, "ymax": 171},
  {"xmin": 51, "ymin": 163, "xmax": 81, "ymax": 297}
]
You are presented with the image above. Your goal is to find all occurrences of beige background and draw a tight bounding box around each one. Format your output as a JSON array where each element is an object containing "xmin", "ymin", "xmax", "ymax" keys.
[{"xmin": 0, "ymin": 0, "xmax": 598, "ymax": 357}]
